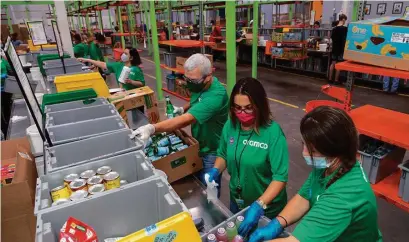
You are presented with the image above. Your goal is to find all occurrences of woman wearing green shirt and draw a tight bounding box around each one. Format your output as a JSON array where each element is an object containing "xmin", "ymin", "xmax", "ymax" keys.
[
  {"xmin": 206, "ymin": 77, "xmax": 289, "ymax": 236},
  {"xmin": 88, "ymin": 33, "xmax": 104, "ymax": 62},
  {"xmin": 78, "ymin": 48, "xmax": 145, "ymax": 90},
  {"xmin": 73, "ymin": 34, "xmax": 89, "ymax": 58},
  {"xmin": 248, "ymin": 106, "xmax": 382, "ymax": 242}
]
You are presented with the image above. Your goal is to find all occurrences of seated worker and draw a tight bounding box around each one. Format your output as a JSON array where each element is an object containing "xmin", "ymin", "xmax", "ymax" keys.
[
  {"xmin": 73, "ymin": 34, "xmax": 88, "ymax": 58},
  {"xmin": 11, "ymin": 33, "xmax": 23, "ymax": 47},
  {"xmin": 78, "ymin": 48, "xmax": 144, "ymax": 90},
  {"xmin": 131, "ymin": 54, "xmax": 229, "ymax": 188}
]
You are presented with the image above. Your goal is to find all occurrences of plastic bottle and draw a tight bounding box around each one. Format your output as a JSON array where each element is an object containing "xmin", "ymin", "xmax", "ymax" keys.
[
  {"xmin": 235, "ymin": 216, "xmax": 244, "ymax": 228},
  {"xmin": 226, "ymin": 222, "xmax": 238, "ymax": 241},
  {"xmin": 165, "ymin": 96, "xmax": 175, "ymax": 119},
  {"xmin": 216, "ymin": 227, "xmax": 228, "ymax": 242},
  {"xmin": 206, "ymin": 233, "xmax": 217, "ymax": 242},
  {"xmin": 231, "ymin": 235, "xmax": 244, "ymax": 242},
  {"xmin": 154, "ymin": 146, "xmax": 171, "ymax": 156},
  {"xmin": 118, "ymin": 66, "xmax": 131, "ymax": 84}
]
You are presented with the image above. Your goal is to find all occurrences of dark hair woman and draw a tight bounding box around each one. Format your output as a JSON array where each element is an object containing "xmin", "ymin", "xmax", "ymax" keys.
[
  {"xmin": 248, "ymin": 106, "xmax": 381, "ymax": 242},
  {"xmin": 78, "ymin": 48, "xmax": 145, "ymax": 90},
  {"xmin": 73, "ymin": 33, "xmax": 88, "ymax": 58},
  {"xmin": 206, "ymin": 77, "xmax": 289, "ymax": 236}
]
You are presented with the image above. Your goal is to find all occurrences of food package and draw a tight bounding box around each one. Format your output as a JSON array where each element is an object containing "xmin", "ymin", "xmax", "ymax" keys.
[{"xmin": 60, "ymin": 217, "xmax": 98, "ymax": 242}]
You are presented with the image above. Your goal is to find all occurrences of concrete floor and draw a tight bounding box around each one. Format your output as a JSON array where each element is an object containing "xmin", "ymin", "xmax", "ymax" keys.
[{"xmin": 113, "ymin": 49, "xmax": 409, "ymax": 242}]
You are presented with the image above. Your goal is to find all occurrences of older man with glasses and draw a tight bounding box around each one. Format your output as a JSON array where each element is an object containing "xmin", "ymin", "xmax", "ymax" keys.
[{"xmin": 132, "ymin": 54, "xmax": 229, "ymax": 190}]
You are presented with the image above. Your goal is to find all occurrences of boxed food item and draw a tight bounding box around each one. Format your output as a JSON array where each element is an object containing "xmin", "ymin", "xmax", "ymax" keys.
[
  {"xmin": 176, "ymin": 56, "xmax": 188, "ymax": 70},
  {"xmin": 344, "ymin": 16, "xmax": 409, "ymax": 71},
  {"xmin": 108, "ymin": 86, "xmax": 160, "ymax": 126},
  {"xmin": 1, "ymin": 137, "xmax": 37, "ymax": 242},
  {"xmin": 145, "ymin": 130, "xmax": 202, "ymax": 183}
]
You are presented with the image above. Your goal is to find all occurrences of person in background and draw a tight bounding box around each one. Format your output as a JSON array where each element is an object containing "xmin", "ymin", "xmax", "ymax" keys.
[
  {"xmin": 383, "ymin": 76, "xmax": 400, "ymax": 94},
  {"xmin": 209, "ymin": 20, "xmax": 222, "ymax": 42},
  {"xmin": 88, "ymin": 33, "xmax": 105, "ymax": 62},
  {"xmin": 329, "ymin": 14, "xmax": 348, "ymax": 84},
  {"xmin": 175, "ymin": 21, "xmax": 181, "ymax": 40},
  {"xmin": 206, "ymin": 77, "xmax": 289, "ymax": 236},
  {"xmin": 131, "ymin": 54, "xmax": 229, "ymax": 188},
  {"xmin": 313, "ymin": 21, "xmax": 321, "ymax": 28},
  {"xmin": 1, "ymin": 49, "xmax": 13, "ymax": 137},
  {"xmin": 247, "ymin": 106, "xmax": 381, "ymax": 242},
  {"xmin": 78, "ymin": 47, "xmax": 145, "ymax": 90},
  {"xmin": 73, "ymin": 33, "xmax": 88, "ymax": 58},
  {"xmin": 11, "ymin": 33, "xmax": 22, "ymax": 47}
]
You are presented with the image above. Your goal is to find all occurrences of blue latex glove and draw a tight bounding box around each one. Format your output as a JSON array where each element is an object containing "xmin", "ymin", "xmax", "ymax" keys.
[
  {"xmin": 238, "ymin": 201, "xmax": 265, "ymax": 236},
  {"xmin": 205, "ymin": 167, "xmax": 220, "ymax": 183},
  {"xmin": 248, "ymin": 218, "xmax": 284, "ymax": 242}
]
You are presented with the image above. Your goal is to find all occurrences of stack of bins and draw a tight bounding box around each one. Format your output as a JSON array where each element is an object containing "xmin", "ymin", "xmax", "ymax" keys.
[
  {"xmin": 36, "ymin": 176, "xmax": 188, "ymax": 241},
  {"xmin": 43, "ymin": 58, "xmax": 83, "ymax": 77}
]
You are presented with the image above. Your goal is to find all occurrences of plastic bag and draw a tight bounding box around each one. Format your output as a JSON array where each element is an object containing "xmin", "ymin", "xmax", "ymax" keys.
[{"xmin": 204, "ymin": 174, "xmax": 218, "ymax": 202}]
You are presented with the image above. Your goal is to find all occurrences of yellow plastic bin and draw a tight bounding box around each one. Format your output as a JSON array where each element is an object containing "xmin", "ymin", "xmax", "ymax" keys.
[{"xmin": 54, "ymin": 72, "xmax": 110, "ymax": 97}]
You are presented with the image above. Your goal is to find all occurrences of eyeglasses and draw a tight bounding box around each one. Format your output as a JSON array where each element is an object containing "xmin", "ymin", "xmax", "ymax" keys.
[
  {"xmin": 234, "ymin": 105, "xmax": 254, "ymax": 114},
  {"xmin": 183, "ymin": 75, "xmax": 207, "ymax": 84}
]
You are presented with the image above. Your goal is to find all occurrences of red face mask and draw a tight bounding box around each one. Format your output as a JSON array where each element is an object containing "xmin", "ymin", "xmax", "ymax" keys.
[{"xmin": 235, "ymin": 111, "xmax": 256, "ymax": 126}]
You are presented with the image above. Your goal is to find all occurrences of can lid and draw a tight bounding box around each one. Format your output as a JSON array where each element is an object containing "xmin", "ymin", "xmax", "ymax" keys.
[
  {"xmin": 51, "ymin": 185, "xmax": 66, "ymax": 192},
  {"xmin": 70, "ymin": 178, "xmax": 86, "ymax": 189},
  {"xmin": 103, "ymin": 171, "xmax": 119, "ymax": 181},
  {"xmin": 87, "ymin": 175, "xmax": 103, "ymax": 185},
  {"xmin": 80, "ymin": 170, "xmax": 96, "ymax": 179},
  {"xmin": 64, "ymin": 173, "xmax": 79, "ymax": 182},
  {"xmin": 97, "ymin": 166, "xmax": 112, "ymax": 174},
  {"xmin": 70, "ymin": 190, "xmax": 88, "ymax": 201},
  {"xmin": 89, "ymin": 184, "xmax": 105, "ymax": 194}
]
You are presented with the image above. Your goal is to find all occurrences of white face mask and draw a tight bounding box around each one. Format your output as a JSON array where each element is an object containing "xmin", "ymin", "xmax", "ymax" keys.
[{"xmin": 121, "ymin": 53, "xmax": 129, "ymax": 63}]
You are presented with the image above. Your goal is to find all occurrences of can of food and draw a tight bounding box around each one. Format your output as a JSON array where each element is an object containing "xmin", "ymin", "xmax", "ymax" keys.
[
  {"xmin": 80, "ymin": 170, "xmax": 96, "ymax": 180},
  {"xmin": 87, "ymin": 175, "xmax": 103, "ymax": 188},
  {"xmin": 97, "ymin": 166, "xmax": 112, "ymax": 176},
  {"xmin": 51, "ymin": 185, "xmax": 71, "ymax": 202},
  {"xmin": 103, "ymin": 171, "xmax": 120, "ymax": 190},
  {"xmin": 70, "ymin": 190, "xmax": 88, "ymax": 201},
  {"xmin": 88, "ymin": 184, "xmax": 105, "ymax": 195},
  {"xmin": 70, "ymin": 178, "xmax": 87, "ymax": 192},
  {"xmin": 52, "ymin": 198, "xmax": 70, "ymax": 206},
  {"xmin": 63, "ymin": 173, "xmax": 79, "ymax": 186},
  {"xmin": 120, "ymin": 180, "xmax": 128, "ymax": 186}
]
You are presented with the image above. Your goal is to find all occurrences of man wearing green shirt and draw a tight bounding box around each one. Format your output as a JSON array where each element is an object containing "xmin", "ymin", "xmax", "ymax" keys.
[
  {"xmin": 88, "ymin": 33, "xmax": 104, "ymax": 62},
  {"xmin": 73, "ymin": 34, "xmax": 88, "ymax": 58},
  {"xmin": 131, "ymin": 54, "xmax": 229, "ymax": 185}
]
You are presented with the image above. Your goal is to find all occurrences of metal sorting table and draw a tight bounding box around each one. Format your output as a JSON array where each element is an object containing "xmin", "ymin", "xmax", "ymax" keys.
[{"xmin": 172, "ymin": 175, "xmax": 233, "ymax": 234}]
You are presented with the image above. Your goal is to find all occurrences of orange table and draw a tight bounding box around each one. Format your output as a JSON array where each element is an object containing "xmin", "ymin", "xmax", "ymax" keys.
[
  {"xmin": 158, "ymin": 40, "xmax": 203, "ymax": 48},
  {"xmin": 160, "ymin": 64, "xmax": 185, "ymax": 74},
  {"xmin": 111, "ymin": 32, "xmax": 139, "ymax": 37},
  {"xmin": 336, "ymin": 61, "xmax": 409, "ymax": 79},
  {"xmin": 350, "ymin": 105, "xmax": 409, "ymax": 150}
]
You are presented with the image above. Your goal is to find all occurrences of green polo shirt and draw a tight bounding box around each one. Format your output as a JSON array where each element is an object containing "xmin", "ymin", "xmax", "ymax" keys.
[
  {"xmin": 73, "ymin": 43, "xmax": 88, "ymax": 58},
  {"xmin": 293, "ymin": 162, "xmax": 382, "ymax": 242},
  {"xmin": 89, "ymin": 42, "xmax": 104, "ymax": 61},
  {"xmin": 217, "ymin": 119, "xmax": 289, "ymax": 218},
  {"xmin": 106, "ymin": 62, "xmax": 145, "ymax": 90},
  {"xmin": 188, "ymin": 77, "xmax": 228, "ymax": 156}
]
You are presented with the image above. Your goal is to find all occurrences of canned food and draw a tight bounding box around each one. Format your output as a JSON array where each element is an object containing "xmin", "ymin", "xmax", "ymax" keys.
[
  {"xmin": 70, "ymin": 178, "xmax": 88, "ymax": 192},
  {"xmin": 63, "ymin": 173, "xmax": 79, "ymax": 186},
  {"xmin": 103, "ymin": 171, "xmax": 120, "ymax": 190},
  {"xmin": 80, "ymin": 170, "xmax": 96, "ymax": 180},
  {"xmin": 97, "ymin": 166, "xmax": 112, "ymax": 176},
  {"xmin": 70, "ymin": 190, "xmax": 88, "ymax": 201},
  {"xmin": 87, "ymin": 175, "xmax": 103, "ymax": 187},
  {"xmin": 120, "ymin": 180, "xmax": 128, "ymax": 186},
  {"xmin": 52, "ymin": 198, "xmax": 70, "ymax": 206},
  {"xmin": 89, "ymin": 184, "xmax": 105, "ymax": 195},
  {"xmin": 50, "ymin": 185, "xmax": 71, "ymax": 202}
]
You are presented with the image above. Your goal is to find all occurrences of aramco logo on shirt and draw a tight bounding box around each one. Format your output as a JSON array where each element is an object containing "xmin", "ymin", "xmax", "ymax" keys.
[{"xmin": 243, "ymin": 140, "xmax": 268, "ymax": 149}]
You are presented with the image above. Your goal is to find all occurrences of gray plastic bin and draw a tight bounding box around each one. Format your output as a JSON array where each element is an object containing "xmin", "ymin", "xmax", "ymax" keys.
[
  {"xmin": 4, "ymin": 75, "xmax": 38, "ymax": 94},
  {"xmin": 44, "ymin": 61, "xmax": 83, "ymax": 76},
  {"xmin": 163, "ymin": 52, "xmax": 177, "ymax": 68},
  {"xmin": 201, "ymin": 207, "xmax": 289, "ymax": 241},
  {"xmin": 35, "ymin": 151, "xmax": 157, "ymax": 214},
  {"xmin": 398, "ymin": 161, "xmax": 409, "ymax": 202},
  {"xmin": 45, "ymin": 104, "xmax": 119, "ymax": 128},
  {"xmin": 46, "ymin": 116, "xmax": 127, "ymax": 145},
  {"xmin": 36, "ymin": 176, "xmax": 188, "ymax": 242},
  {"xmin": 44, "ymin": 129, "xmax": 143, "ymax": 173},
  {"xmin": 358, "ymin": 135, "xmax": 382, "ymax": 181},
  {"xmin": 126, "ymin": 108, "xmax": 150, "ymax": 130},
  {"xmin": 44, "ymin": 98, "xmax": 109, "ymax": 113}
]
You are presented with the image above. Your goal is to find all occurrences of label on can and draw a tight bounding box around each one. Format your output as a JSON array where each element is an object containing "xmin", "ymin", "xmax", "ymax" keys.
[
  {"xmin": 51, "ymin": 185, "xmax": 71, "ymax": 202},
  {"xmin": 103, "ymin": 171, "xmax": 120, "ymax": 190}
]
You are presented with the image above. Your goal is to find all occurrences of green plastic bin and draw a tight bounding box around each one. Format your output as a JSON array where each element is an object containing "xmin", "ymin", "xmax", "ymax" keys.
[
  {"xmin": 41, "ymin": 88, "xmax": 97, "ymax": 111},
  {"xmin": 37, "ymin": 54, "xmax": 71, "ymax": 75}
]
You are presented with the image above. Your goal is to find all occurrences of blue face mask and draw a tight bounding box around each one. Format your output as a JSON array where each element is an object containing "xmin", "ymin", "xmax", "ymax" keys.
[{"xmin": 303, "ymin": 156, "xmax": 334, "ymax": 169}]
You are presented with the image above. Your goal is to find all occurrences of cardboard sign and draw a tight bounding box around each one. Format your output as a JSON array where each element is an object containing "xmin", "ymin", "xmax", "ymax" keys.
[{"xmin": 27, "ymin": 21, "xmax": 48, "ymax": 46}]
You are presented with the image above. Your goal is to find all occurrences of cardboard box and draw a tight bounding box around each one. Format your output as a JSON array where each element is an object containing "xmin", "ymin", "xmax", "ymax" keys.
[
  {"xmin": 176, "ymin": 56, "xmax": 188, "ymax": 70},
  {"xmin": 344, "ymin": 17, "xmax": 409, "ymax": 71},
  {"xmin": 1, "ymin": 137, "xmax": 37, "ymax": 242},
  {"xmin": 152, "ymin": 130, "xmax": 203, "ymax": 183},
  {"xmin": 108, "ymin": 86, "xmax": 160, "ymax": 126},
  {"xmin": 175, "ymin": 78, "xmax": 191, "ymax": 99}
]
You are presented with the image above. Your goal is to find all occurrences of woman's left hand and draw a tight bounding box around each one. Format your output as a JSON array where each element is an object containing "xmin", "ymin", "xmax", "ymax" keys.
[
  {"xmin": 248, "ymin": 218, "xmax": 283, "ymax": 242},
  {"xmin": 238, "ymin": 201, "xmax": 265, "ymax": 236}
]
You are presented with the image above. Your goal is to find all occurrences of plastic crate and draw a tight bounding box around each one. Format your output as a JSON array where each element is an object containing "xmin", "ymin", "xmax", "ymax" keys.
[
  {"xmin": 367, "ymin": 144, "xmax": 405, "ymax": 184},
  {"xmin": 163, "ymin": 52, "xmax": 177, "ymax": 68},
  {"xmin": 3, "ymin": 76, "xmax": 37, "ymax": 95},
  {"xmin": 44, "ymin": 129, "xmax": 143, "ymax": 173},
  {"xmin": 44, "ymin": 62, "xmax": 83, "ymax": 76},
  {"xmin": 35, "ymin": 151, "xmax": 157, "ymax": 214},
  {"xmin": 46, "ymin": 116, "xmax": 127, "ymax": 145},
  {"xmin": 45, "ymin": 104, "xmax": 119, "ymax": 128},
  {"xmin": 200, "ymin": 207, "xmax": 289, "ymax": 241},
  {"xmin": 398, "ymin": 161, "xmax": 409, "ymax": 202},
  {"xmin": 54, "ymin": 72, "xmax": 110, "ymax": 97},
  {"xmin": 166, "ymin": 74, "xmax": 176, "ymax": 92},
  {"xmin": 358, "ymin": 135, "xmax": 382, "ymax": 180},
  {"xmin": 36, "ymin": 176, "xmax": 188, "ymax": 242},
  {"xmin": 37, "ymin": 54, "xmax": 71, "ymax": 75},
  {"xmin": 44, "ymin": 96, "xmax": 105, "ymax": 113}
]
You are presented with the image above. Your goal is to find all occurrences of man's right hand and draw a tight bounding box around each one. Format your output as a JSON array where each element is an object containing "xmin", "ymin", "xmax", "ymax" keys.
[{"xmin": 130, "ymin": 124, "xmax": 155, "ymax": 145}]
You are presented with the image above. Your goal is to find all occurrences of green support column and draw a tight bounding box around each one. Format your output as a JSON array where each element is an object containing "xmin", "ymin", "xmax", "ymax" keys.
[
  {"xmin": 288, "ymin": 4, "xmax": 293, "ymax": 22},
  {"xmin": 127, "ymin": 4, "xmax": 137, "ymax": 48},
  {"xmin": 149, "ymin": 0, "xmax": 163, "ymax": 100},
  {"xmin": 199, "ymin": 1, "xmax": 204, "ymax": 53},
  {"xmin": 6, "ymin": 6, "xmax": 13, "ymax": 33},
  {"xmin": 98, "ymin": 10, "xmax": 103, "ymax": 33},
  {"xmin": 247, "ymin": 6, "xmax": 251, "ymax": 24},
  {"xmin": 118, "ymin": 6, "xmax": 125, "ymax": 49},
  {"xmin": 167, "ymin": 1, "xmax": 172, "ymax": 41},
  {"xmin": 108, "ymin": 7, "xmax": 113, "ymax": 29},
  {"xmin": 226, "ymin": 1, "xmax": 236, "ymax": 96},
  {"xmin": 51, "ymin": 4, "xmax": 56, "ymax": 18},
  {"xmin": 352, "ymin": 0, "xmax": 359, "ymax": 22},
  {"xmin": 252, "ymin": 1, "xmax": 259, "ymax": 78},
  {"xmin": 143, "ymin": 1, "xmax": 152, "ymax": 55},
  {"xmin": 78, "ymin": 14, "xmax": 83, "ymax": 32},
  {"xmin": 25, "ymin": 5, "xmax": 30, "ymax": 21},
  {"xmin": 86, "ymin": 13, "xmax": 91, "ymax": 35}
]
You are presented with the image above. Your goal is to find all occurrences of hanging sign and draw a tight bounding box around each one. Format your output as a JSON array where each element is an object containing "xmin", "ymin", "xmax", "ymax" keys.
[{"xmin": 27, "ymin": 21, "xmax": 48, "ymax": 46}]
